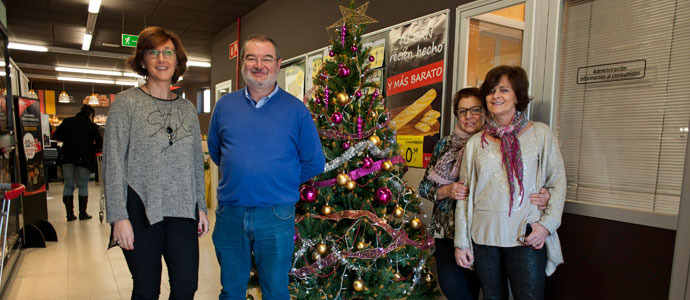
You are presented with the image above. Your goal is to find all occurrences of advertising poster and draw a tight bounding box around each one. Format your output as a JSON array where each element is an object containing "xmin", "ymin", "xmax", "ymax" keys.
[
  {"xmin": 386, "ymin": 12, "xmax": 447, "ymax": 167},
  {"xmin": 305, "ymin": 52, "xmax": 323, "ymax": 97},
  {"xmin": 16, "ymin": 97, "xmax": 45, "ymax": 195},
  {"xmin": 285, "ymin": 64, "xmax": 305, "ymax": 101},
  {"xmin": 0, "ymin": 95, "xmax": 12, "ymax": 184}
]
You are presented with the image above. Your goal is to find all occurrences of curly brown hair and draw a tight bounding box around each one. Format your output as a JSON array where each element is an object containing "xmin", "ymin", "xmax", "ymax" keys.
[
  {"xmin": 479, "ymin": 65, "xmax": 531, "ymax": 112},
  {"xmin": 126, "ymin": 26, "xmax": 187, "ymax": 84}
]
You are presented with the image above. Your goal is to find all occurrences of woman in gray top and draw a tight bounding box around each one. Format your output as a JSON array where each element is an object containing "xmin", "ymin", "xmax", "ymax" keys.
[
  {"xmin": 103, "ymin": 26, "xmax": 209, "ymax": 299},
  {"xmin": 454, "ymin": 66, "xmax": 566, "ymax": 300}
]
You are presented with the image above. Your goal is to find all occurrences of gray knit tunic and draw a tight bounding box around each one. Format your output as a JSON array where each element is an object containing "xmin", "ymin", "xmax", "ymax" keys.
[{"xmin": 104, "ymin": 87, "xmax": 207, "ymax": 224}]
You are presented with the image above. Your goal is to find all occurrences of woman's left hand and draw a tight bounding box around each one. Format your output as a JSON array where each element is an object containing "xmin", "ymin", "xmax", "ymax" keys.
[
  {"xmin": 198, "ymin": 210, "xmax": 210, "ymax": 237},
  {"xmin": 524, "ymin": 222, "xmax": 549, "ymax": 249}
]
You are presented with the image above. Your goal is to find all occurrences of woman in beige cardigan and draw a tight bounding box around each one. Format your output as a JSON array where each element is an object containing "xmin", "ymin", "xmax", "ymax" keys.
[{"xmin": 454, "ymin": 66, "xmax": 566, "ymax": 300}]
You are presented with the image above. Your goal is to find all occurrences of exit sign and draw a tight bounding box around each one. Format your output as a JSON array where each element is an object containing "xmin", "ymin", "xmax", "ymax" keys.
[
  {"xmin": 122, "ymin": 34, "xmax": 138, "ymax": 47},
  {"xmin": 229, "ymin": 41, "xmax": 238, "ymax": 59}
]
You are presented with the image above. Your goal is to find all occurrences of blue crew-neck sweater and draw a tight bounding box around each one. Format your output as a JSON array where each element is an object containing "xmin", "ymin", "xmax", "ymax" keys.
[{"xmin": 207, "ymin": 88, "xmax": 325, "ymax": 207}]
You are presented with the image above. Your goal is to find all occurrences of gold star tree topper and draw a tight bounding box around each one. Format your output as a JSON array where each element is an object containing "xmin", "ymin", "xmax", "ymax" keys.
[{"xmin": 326, "ymin": 1, "xmax": 378, "ymax": 30}]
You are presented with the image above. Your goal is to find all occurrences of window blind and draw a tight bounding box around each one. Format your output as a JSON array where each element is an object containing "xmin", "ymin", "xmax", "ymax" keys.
[{"xmin": 554, "ymin": 0, "xmax": 690, "ymax": 215}]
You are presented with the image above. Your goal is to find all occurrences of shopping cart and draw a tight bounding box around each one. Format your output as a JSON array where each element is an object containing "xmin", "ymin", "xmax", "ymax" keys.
[
  {"xmin": 96, "ymin": 153, "xmax": 105, "ymax": 222},
  {"xmin": 0, "ymin": 183, "xmax": 25, "ymax": 282}
]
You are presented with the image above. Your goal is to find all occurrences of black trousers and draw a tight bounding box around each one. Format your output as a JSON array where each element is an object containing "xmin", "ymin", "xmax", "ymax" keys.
[
  {"xmin": 122, "ymin": 187, "xmax": 199, "ymax": 300},
  {"xmin": 434, "ymin": 238, "xmax": 480, "ymax": 300}
]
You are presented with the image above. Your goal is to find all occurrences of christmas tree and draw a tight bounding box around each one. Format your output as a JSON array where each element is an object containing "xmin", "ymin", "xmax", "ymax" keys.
[{"xmin": 288, "ymin": 2, "xmax": 439, "ymax": 299}]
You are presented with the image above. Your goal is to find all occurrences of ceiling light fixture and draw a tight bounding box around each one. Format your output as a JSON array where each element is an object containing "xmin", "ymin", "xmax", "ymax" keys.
[
  {"xmin": 88, "ymin": 84, "xmax": 99, "ymax": 105},
  {"xmin": 57, "ymin": 76, "xmax": 114, "ymax": 85},
  {"xmin": 88, "ymin": 0, "xmax": 102, "ymax": 13},
  {"xmin": 123, "ymin": 72, "xmax": 143, "ymax": 78},
  {"xmin": 115, "ymin": 81, "xmax": 138, "ymax": 86},
  {"xmin": 82, "ymin": 34, "xmax": 93, "ymax": 51},
  {"xmin": 8, "ymin": 42, "xmax": 48, "ymax": 52},
  {"xmin": 59, "ymin": 81, "xmax": 71, "ymax": 103},
  {"xmin": 187, "ymin": 61, "xmax": 211, "ymax": 67},
  {"xmin": 27, "ymin": 89, "xmax": 38, "ymax": 99},
  {"xmin": 56, "ymin": 66, "xmax": 122, "ymax": 76}
]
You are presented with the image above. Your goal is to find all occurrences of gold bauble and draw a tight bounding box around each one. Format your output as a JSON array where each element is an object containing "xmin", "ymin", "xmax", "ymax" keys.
[
  {"xmin": 424, "ymin": 273, "xmax": 434, "ymax": 283},
  {"xmin": 381, "ymin": 160, "xmax": 393, "ymax": 171},
  {"xmin": 345, "ymin": 180, "xmax": 357, "ymax": 190},
  {"xmin": 336, "ymin": 92, "xmax": 350, "ymax": 105},
  {"xmin": 353, "ymin": 279, "xmax": 365, "ymax": 292},
  {"xmin": 336, "ymin": 174, "xmax": 350, "ymax": 186},
  {"xmin": 368, "ymin": 110, "xmax": 377, "ymax": 119},
  {"xmin": 321, "ymin": 205, "xmax": 333, "ymax": 215},
  {"xmin": 410, "ymin": 217, "xmax": 421, "ymax": 229},
  {"xmin": 246, "ymin": 295, "xmax": 254, "ymax": 300},
  {"xmin": 393, "ymin": 206, "xmax": 404, "ymax": 218},
  {"xmin": 249, "ymin": 270, "xmax": 256, "ymax": 277},
  {"xmin": 380, "ymin": 215, "xmax": 388, "ymax": 224},
  {"xmin": 356, "ymin": 241, "xmax": 366, "ymax": 250},
  {"xmin": 394, "ymin": 271, "xmax": 402, "ymax": 281},
  {"xmin": 316, "ymin": 243, "xmax": 328, "ymax": 255},
  {"xmin": 368, "ymin": 135, "xmax": 381, "ymax": 146},
  {"xmin": 312, "ymin": 252, "xmax": 321, "ymax": 260}
]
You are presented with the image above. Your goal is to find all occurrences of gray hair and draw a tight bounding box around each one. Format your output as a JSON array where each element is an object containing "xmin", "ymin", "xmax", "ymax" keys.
[{"xmin": 240, "ymin": 34, "xmax": 281, "ymax": 60}]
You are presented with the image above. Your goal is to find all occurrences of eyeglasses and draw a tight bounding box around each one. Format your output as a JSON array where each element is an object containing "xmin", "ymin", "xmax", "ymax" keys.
[
  {"xmin": 458, "ymin": 106, "xmax": 484, "ymax": 116},
  {"xmin": 144, "ymin": 49, "xmax": 176, "ymax": 59},
  {"xmin": 243, "ymin": 56, "xmax": 276, "ymax": 65}
]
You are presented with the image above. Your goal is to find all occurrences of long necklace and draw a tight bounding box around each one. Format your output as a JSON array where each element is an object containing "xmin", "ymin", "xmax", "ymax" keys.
[{"xmin": 143, "ymin": 83, "xmax": 175, "ymax": 145}]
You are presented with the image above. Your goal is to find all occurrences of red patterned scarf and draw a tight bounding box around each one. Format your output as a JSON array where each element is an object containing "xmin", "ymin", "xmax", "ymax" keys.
[{"xmin": 481, "ymin": 111, "xmax": 527, "ymax": 216}]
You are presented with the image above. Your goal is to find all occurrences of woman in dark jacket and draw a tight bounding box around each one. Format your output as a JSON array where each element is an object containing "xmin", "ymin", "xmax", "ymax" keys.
[{"xmin": 53, "ymin": 104, "xmax": 103, "ymax": 221}]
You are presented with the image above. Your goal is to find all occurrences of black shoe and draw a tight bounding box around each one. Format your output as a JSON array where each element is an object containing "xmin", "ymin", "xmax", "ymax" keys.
[
  {"xmin": 63, "ymin": 196, "xmax": 77, "ymax": 221},
  {"xmin": 78, "ymin": 196, "xmax": 92, "ymax": 220}
]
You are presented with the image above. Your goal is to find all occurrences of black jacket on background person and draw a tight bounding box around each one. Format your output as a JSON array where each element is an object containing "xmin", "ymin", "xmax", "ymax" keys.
[{"xmin": 53, "ymin": 112, "xmax": 103, "ymax": 172}]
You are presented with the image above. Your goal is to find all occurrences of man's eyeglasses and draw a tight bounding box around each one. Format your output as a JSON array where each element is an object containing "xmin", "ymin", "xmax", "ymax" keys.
[
  {"xmin": 243, "ymin": 56, "xmax": 276, "ymax": 65},
  {"xmin": 144, "ymin": 49, "xmax": 176, "ymax": 59},
  {"xmin": 458, "ymin": 106, "xmax": 484, "ymax": 116}
]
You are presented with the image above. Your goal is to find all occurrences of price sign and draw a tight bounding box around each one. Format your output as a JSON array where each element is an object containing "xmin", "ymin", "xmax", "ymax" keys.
[{"xmin": 397, "ymin": 135, "xmax": 424, "ymax": 167}]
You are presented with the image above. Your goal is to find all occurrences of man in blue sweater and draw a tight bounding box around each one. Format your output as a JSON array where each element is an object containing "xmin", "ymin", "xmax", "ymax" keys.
[{"xmin": 208, "ymin": 34, "xmax": 325, "ymax": 300}]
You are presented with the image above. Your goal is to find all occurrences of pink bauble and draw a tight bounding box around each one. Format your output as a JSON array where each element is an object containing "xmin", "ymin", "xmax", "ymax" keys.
[
  {"xmin": 300, "ymin": 185, "xmax": 318, "ymax": 203},
  {"xmin": 375, "ymin": 187, "xmax": 392, "ymax": 204},
  {"xmin": 362, "ymin": 157, "xmax": 374, "ymax": 169},
  {"xmin": 369, "ymin": 55, "xmax": 375, "ymax": 62},
  {"xmin": 355, "ymin": 90, "xmax": 362, "ymax": 98},
  {"xmin": 314, "ymin": 97, "xmax": 322, "ymax": 104},
  {"xmin": 351, "ymin": 46, "xmax": 358, "ymax": 52},
  {"xmin": 329, "ymin": 51, "xmax": 335, "ymax": 57},
  {"xmin": 342, "ymin": 141, "xmax": 351, "ymax": 150},
  {"xmin": 330, "ymin": 112, "xmax": 343, "ymax": 124},
  {"xmin": 339, "ymin": 67, "xmax": 350, "ymax": 77},
  {"xmin": 320, "ymin": 73, "xmax": 328, "ymax": 80}
]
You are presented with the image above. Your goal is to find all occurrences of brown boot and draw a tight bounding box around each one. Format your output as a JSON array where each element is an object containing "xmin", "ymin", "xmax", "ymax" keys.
[
  {"xmin": 63, "ymin": 196, "xmax": 77, "ymax": 221},
  {"xmin": 78, "ymin": 196, "xmax": 92, "ymax": 220}
]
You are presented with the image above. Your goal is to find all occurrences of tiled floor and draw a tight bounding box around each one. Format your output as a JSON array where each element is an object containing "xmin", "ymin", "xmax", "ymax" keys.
[{"xmin": 1, "ymin": 181, "xmax": 225, "ymax": 300}]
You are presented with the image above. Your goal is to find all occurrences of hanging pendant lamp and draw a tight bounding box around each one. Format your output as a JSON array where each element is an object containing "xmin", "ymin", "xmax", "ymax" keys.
[
  {"xmin": 58, "ymin": 82, "xmax": 70, "ymax": 103},
  {"xmin": 88, "ymin": 84, "xmax": 99, "ymax": 105}
]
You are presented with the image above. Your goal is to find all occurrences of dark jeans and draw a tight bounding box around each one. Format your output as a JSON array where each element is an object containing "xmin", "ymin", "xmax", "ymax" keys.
[
  {"xmin": 472, "ymin": 243, "xmax": 546, "ymax": 300},
  {"xmin": 434, "ymin": 238, "xmax": 480, "ymax": 300},
  {"xmin": 122, "ymin": 188, "xmax": 199, "ymax": 300}
]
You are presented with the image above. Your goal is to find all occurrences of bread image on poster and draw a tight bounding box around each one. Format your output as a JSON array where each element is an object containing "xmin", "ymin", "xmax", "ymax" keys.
[{"xmin": 391, "ymin": 88, "xmax": 436, "ymax": 130}]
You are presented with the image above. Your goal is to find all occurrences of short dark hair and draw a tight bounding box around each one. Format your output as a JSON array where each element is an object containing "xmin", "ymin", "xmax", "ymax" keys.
[
  {"xmin": 126, "ymin": 26, "xmax": 188, "ymax": 83},
  {"xmin": 452, "ymin": 87, "xmax": 482, "ymax": 119},
  {"xmin": 240, "ymin": 34, "xmax": 281, "ymax": 60},
  {"xmin": 479, "ymin": 65, "xmax": 531, "ymax": 112},
  {"xmin": 80, "ymin": 104, "xmax": 95, "ymax": 116}
]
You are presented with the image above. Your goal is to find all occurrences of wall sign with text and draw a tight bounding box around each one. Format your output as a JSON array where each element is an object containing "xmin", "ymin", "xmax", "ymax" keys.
[{"xmin": 577, "ymin": 60, "xmax": 646, "ymax": 84}]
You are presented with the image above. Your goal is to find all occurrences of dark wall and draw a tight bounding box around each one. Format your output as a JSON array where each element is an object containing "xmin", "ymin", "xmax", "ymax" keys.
[
  {"xmin": 546, "ymin": 214, "xmax": 675, "ymax": 300},
  {"xmin": 209, "ymin": 1, "xmax": 679, "ymax": 299}
]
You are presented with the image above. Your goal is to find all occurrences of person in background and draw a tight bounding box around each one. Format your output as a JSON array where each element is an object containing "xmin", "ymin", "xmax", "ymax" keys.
[
  {"xmin": 53, "ymin": 104, "xmax": 102, "ymax": 221},
  {"xmin": 454, "ymin": 66, "xmax": 566, "ymax": 300},
  {"xmin": 104, "ymin": 26, "xmax": 209, "ymax": 300},
  {"xmin": 418, "ymin": 87, "xmax": 551, "ymax": 300},
  {"xmin": 207, "ymin": 34, "xmax": 325, "ymax": 300}
]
